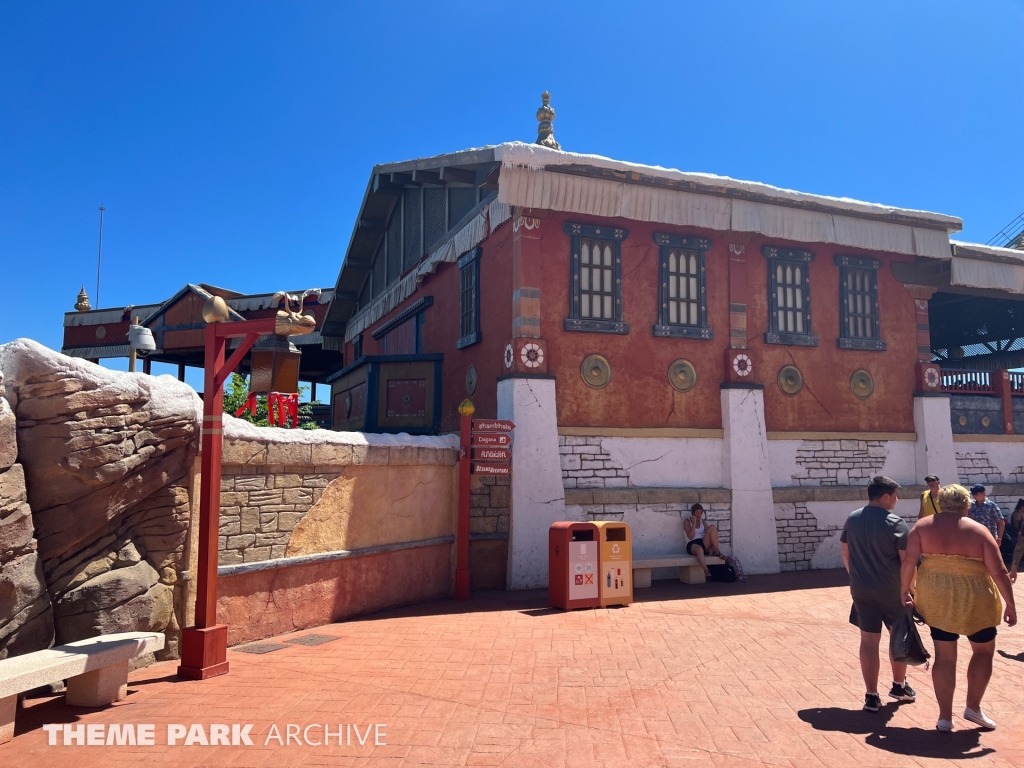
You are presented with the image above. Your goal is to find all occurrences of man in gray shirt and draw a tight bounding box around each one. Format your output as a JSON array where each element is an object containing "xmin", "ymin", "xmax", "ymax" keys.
[{"xmin": 841, "ymin": 476, "xmax": 915, "ymax": 712}]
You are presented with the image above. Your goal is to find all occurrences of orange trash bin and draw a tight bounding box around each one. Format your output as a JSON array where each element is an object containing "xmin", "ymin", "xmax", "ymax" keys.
[
  {"xmin": 594, "ymin": 521, "xmax": 632, "ymax": 607},
  {"xmin": 549, "ymin": 522, "xmax": 600, "ymax": 610}
]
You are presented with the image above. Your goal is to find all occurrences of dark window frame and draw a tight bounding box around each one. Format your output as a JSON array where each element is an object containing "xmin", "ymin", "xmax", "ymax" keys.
[
  {"xmin": 457, "ymin": 246, "xmax": 482, "ymax": 349},
  {"xmin": 763, "ymin": 246, "xmax": 819, "ymax": 347},
  {"xmin": 835, "ymin": 254, "xmax": 886, "ymax": 351},
  {"xmin": 652, "ymin": 233, "xmax": 713, "ymax": 340},
  {"xmin": 563, "ymin": 222, "xmax": 630, "ymax": 335},
  {"xmin": 371, "ymin": 296, "xmax": 433, "ymax": 355}
]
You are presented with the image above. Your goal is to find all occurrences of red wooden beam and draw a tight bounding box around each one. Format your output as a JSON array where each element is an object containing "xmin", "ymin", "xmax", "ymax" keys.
[{"xmin": 455, "ymin": 400, "xmax": 473, "ymax": 600}]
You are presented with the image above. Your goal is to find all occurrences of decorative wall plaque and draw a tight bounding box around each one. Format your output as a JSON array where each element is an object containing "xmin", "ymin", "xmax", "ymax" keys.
[
  {"xmin": 581, "ymin": 354, "xmax": 612, "ymax": 389},
  {"xmin": 850, "ymin": 369, "xmax": 874, "ymax": 400},
  {"xmin": 668, "ymin": 359, "xmax": 697, "ymax": 392},
  {"xmin": 777, "ymin": 365, "xmax": 803, "ymax": 396},
  {"xmin": 466, "ymin": 365, "xmax": 477, "ymax": 396}
]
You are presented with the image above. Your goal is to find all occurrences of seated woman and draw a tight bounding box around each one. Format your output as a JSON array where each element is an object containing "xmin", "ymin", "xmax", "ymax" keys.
[
  {"xmin": 683, "ymin": 503, "xmax": 722, "ymax": 580},
  {"xmin": 902, "ymin": 484, "xmax": 1016, "ymax": 733}
]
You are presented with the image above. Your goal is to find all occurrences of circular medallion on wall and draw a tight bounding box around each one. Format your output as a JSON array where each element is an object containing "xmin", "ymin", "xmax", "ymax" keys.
[
  {"xmin": 958, "ymin": 414, "xmax": 968, "ymax": 427},
  {"xmin": 344, "ymin": 393, "xmax": 352, "ymax": 418},
  {"xmin": 95, "ymin": 326, "xmax": 106, "ymax": 339},
  {"xmin": 981, "ymin": 415, "xmax": 991, "ymax": 428},
  {"xmin": 581, "ymin": 354, "xmax": 612, "ymax": 389},
  {"xmin": 924, "ymin": 367, "xmax": 941, "ymax": 389},
  {"xmin": 503, "ymin": 343, "xmax": 514, "ymax": 369},
  {"xmin": 668, "ymin": 359, "xmax": 697, "ymax": 392},
  {"xmin": 732, "ymin": 353, "xmax": 752, "ymax": 377},
  {"xmin": 466, "ymin": 365, "xmax": 478, "ymax": 396},
  {"xmin": 521, "ymin": 343, "xmax": 544, "ymax": 368},
  {"xmin": 777, "ymin": 365, "xmax": 803, "ymax": 396},
  {"xmin": 850, "ymin": 369, "xmax": 874, "ymax": 400}
]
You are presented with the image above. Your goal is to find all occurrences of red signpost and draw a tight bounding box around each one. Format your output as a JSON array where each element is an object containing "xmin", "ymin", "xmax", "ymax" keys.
[
  {"xmin": 178, "ymin": 316, "xmax": 277, "ymax": 680},
  {"xmin": 455, "ymin": 402, "xmax": 514, "ymax": 600}
]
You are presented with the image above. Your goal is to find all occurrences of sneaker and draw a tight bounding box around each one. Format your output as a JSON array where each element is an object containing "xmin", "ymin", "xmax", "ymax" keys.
[
  {"xmin": 936, "ymin": 719, "xmax": 953, "ymax": 732},
  {"xmin": 963, "ymin": 707, "xmax": 996, "ymax": 729},
  {"xmin": 863, "ymin": 693, "xmax": 882, "ymax": 712},
  {"xmin": 888, "ymin": 682, "xmax": 916, "ymax": 702}
]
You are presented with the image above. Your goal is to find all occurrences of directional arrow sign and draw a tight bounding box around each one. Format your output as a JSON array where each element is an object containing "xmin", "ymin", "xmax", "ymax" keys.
[
  {"xmin": 472, "ymin": 463, "xmax": 511, "ymax": 476},
  {"xmin": 472, "ymin": 433, "xmax": 511, "ymax": 447},
  {"xmin": 473, "ymin": 447, "xmax": 512, "ymax": 462},
  {"xmin": 472, "ymin": 419, "xmax": 515, "ymax": 433}
]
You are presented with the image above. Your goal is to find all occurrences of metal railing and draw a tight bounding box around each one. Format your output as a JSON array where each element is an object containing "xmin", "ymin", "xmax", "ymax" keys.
[{"xmin": 941, "ymin": 369, "xmax": 994, "ymax": 394}]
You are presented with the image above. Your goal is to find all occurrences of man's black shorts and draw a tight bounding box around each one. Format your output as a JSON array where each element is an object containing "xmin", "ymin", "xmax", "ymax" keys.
[{"xmin": 849, "ymin": 594, "xmax": 903, "ymax": 633}]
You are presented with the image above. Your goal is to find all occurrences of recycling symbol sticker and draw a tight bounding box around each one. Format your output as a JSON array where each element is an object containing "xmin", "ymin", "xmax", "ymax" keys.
[{"xmin": 611, "ymin": 543, "xmax": 620, "ymax": 555}]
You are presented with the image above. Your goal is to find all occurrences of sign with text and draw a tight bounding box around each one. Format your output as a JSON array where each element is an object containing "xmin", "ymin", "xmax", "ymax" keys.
[
  {"xmin": 472, "ymin": 463, "xmax": 511, "ymax": 476},
  {"xmin": 472, "ymin": 433, "xmax": 511, "ymax": 447},
  {"xmin": 472, "ymin": 419, "xmax": 515, "ymax": 433},
  {"xmin": 472, "ymin": 447, "xmax": 511, "ymax": 463}
]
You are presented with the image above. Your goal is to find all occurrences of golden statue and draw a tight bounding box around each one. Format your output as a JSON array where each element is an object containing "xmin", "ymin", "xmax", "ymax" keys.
[
  {"xmin": 273, "ymin": 289, "xmax": 321, "ymax": 336},
  {"xmin": 536, "ymin": 91, "xmax": 561, "ymax": 151}
]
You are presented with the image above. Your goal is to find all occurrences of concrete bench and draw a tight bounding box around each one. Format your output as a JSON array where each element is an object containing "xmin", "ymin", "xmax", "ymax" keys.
[
  {"xmin": 632, "ymin": 554, "xmax": 725, "ymax": 588},
  {"xmin": 0, "ymin": 631, "xmax": 164, "ymax": 744}
]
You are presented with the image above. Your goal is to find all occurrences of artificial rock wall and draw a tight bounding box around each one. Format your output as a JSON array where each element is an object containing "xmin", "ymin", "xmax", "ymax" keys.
[{"xmin": 0, "ymin": 340, "xmax": 200, "ymax": 660}]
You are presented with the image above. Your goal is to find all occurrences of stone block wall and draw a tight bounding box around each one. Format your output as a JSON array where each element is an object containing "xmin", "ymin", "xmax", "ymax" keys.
[
  {"xmin": 774, "ymin": 503, "xmax": 838, "ymax": 572},
  {"xmin": 219, "ymin": 424, "xmax": 459, "ymax": 564},
  {"xmin": 558, "ymin": 436, "xmax": 630, "ymax": 489},
  {"xmin": 469, "ymin": 474, "xmax": 510, "ymax": 535},
  {"xmin": 791, "ymin": 440, "xmax": 887, "ymax": 486}
]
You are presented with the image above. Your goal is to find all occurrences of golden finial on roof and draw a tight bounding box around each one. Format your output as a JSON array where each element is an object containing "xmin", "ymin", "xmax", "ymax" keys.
[
  {"xmin": 74, "ymin": 286, "xmax": 92, "ymax": 312},
  {"xmin": 536, "ymin": 91, "xmax": 561, "ymax": 151}
]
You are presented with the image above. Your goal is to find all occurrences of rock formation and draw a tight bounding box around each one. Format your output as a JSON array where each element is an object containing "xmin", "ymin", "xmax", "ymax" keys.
[
  {"xmin": 0, "ymin": 340, "xmax": 201, "ymax": 660},
  {"xmin": 0, "ymin": 370, "xmax": 54, "ymax": 659}
]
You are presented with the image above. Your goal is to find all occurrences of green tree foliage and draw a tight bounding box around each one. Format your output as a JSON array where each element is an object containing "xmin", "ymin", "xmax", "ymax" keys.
[{"xmin": 222, "ymin": 373, "xmax": 321, "ymax": 430}]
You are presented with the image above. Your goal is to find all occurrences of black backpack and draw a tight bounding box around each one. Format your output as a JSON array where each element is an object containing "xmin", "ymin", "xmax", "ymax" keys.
[{"xmin": 707, "ymin": 563, "xmax": 737, "ymax": 583}]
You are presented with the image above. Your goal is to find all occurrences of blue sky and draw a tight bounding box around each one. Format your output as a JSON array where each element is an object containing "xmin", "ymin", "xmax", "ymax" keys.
[{"xmin": 2, "ymin": 1, "xmax": 1023, "ymax": 380}]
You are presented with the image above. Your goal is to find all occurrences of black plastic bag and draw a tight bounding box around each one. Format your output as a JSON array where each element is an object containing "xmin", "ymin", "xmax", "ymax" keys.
[
  {"xmin": 890, "ymin": 607, "xmax": 931, "ymax": 667},
  {"xmin": 707, "ymin": 563, "xmax": 736, "ymax": 583}
]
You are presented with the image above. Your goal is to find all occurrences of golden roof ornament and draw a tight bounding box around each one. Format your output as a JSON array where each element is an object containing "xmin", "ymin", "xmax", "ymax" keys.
[
  {"xmin": 74, "ymin": 286, "xmax": 92, "ymax": 312},
  {"xmin": 535, "ymin": 91, "xmax": 561, "ymax": 150}
]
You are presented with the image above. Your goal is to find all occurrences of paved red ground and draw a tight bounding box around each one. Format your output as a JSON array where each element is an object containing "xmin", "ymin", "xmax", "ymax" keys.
[{"xmin": 6, "ymin": 569, "xmax": 1024, "ymax": 767}]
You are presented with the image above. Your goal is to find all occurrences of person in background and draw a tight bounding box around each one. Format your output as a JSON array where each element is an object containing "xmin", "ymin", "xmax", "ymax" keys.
[
  {"xmin": 841, "ymin": 476, "xmax": 916, "ymax": 713},
  {"xmin": 969, "ymin": 484, "xmax": 1005, "ymax": 544},
  {"xmin": 1009, "ymin": 500, "xmax": 1024, "ymax": 582},
  {"xmin": 919, "ymin": 475, "xmax": 941, "ymax": 519},
  {"xmin": 902, "ymin": 484, "xmax": 1016, "ymax": 732},
  {"xmin": 1001, "ymin": 499, "xmax": 1023, "ymax": 571},
  {"xmin": 683, "ymin": 503, "xmax": 722, "ymax": 581}
]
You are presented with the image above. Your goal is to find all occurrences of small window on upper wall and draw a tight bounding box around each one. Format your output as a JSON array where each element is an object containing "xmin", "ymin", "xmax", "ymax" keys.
[
  {"xmin": 652, "ymin": 233, "xmax": 713, "ymax": 339},
  {"xmin": 457, "ymin": 247, "xmax": 482, "ymax": 349},
  {"xmin": 835, "ymin": 255, "xmax": 886, "ymax": 350},
  {"xmin": 563, "ymin": 223, "xmax": 629, "ymax": 334},
  {"xmin": 763, "ymin": 246, "xmax": 819, "ymax": 347}
]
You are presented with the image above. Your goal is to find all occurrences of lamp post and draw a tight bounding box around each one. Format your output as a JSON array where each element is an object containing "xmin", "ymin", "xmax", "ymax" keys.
[{"xmin": 178, "ymin": 294, "xmax": 316, "ymax": 679}]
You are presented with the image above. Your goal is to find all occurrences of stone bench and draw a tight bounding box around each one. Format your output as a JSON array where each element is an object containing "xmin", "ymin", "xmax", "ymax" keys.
[
  {"xmin": 0, "ymin": 631, "xmax": 164, "ymax": 744},
  {"xmin": 632, "ymin": 555, "xmax": 725, "ymax": 588}
]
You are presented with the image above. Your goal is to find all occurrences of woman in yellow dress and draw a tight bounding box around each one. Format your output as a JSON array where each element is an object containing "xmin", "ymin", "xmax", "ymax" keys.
[{"xmin": 902, "ymin": 484, "xmax": 1016, "ymax": 733}]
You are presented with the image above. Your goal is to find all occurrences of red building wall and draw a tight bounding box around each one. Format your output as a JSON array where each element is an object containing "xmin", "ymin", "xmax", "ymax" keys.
[
  {"xmin": 536, "ymin": 211, "xmax": 919, "ymax": 433},
  {"xmin": 347, "ymin": 222, "xmax": 513, "ymax": 433}
]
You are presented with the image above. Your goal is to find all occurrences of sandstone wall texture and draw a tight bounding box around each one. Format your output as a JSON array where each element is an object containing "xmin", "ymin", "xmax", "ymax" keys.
[
  {"xmin": 218, "ymin": 418, "xmax": 459, "ymax": 564},
  {"xmin": 0, "ymin": 371, "xmax": 54, "ymax": 659},
  {"xmin": 0, "ymin": 339, "xmax": 201, "ymax": 660}
]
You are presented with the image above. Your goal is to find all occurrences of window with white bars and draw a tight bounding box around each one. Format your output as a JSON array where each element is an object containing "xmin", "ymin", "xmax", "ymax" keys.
[
  {"xmin": 775, "ymin": 261, "xmax": 807, "ymax": 334},
  {"xmin": 564, "ymin": 223, "xmax": 629, "ymax": 334},
  {"xmin": 763, "ymin": 246, "xmax": 818, "ymax": 346},
  {"xmin": 652, "ymin": 233, "xmax": 712, "ymax": 339},
  {"xmin": 835, "ymin": 254, "xmax": 885, "ymax": 350},
  {"xmin": 580, "ymin": 238, "xmax": 615, "ymax": 320},
  {"xmin": 668, "ymin": 249, "xmax": 700, "ymax": 325}
]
